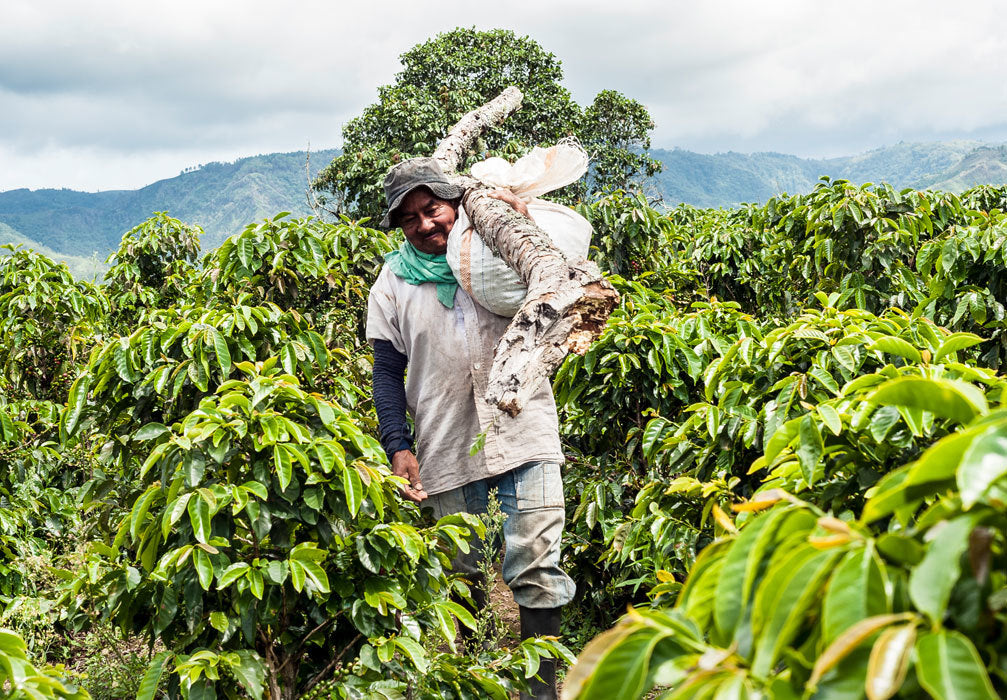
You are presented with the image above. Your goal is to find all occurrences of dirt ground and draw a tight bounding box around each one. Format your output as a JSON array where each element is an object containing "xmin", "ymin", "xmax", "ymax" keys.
[{"xmin": 488, "ymin": 565, "xmax": 522, "ymax": 644}]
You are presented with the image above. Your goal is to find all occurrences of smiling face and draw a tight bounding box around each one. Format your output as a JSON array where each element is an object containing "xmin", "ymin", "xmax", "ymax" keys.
[{"xmin": 394, "ymin": 187, "xmax": 457, "ymax": 255}]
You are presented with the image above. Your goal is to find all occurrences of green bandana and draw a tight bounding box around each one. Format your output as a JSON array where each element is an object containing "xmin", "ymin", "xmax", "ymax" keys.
[{"xmin": 384, "ymin": 242, "xmax": 458, "ymax": 308}]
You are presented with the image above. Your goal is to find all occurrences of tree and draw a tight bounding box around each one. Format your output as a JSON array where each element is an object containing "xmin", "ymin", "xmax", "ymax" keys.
[
  {"xmin": 581, "ymin": 90, "xmax": 662, "ymax": 195},
  {"xmin": 312, "ymin": 28, "xmax": 660, "ymax": 220},
  {"xmin": 103, "ymin": 213, "xmax": 202, "ymax": 330}
]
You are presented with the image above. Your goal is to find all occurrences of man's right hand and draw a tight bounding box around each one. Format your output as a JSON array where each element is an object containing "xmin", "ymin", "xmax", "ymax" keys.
[{"xmin": 391, "ymin": 450, "xmax": 428, "ymax": 503}]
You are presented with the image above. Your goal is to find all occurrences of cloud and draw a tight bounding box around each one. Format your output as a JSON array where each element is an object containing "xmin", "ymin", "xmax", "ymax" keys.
[{"xmin": 2, "ymin": 0, "xmax": 1006, "ymax": 190}]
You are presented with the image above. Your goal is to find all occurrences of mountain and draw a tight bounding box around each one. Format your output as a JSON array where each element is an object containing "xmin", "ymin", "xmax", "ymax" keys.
[
  {"xmin": 647, "ymin": 150, "xmax": 822, "ymax": 206},
  {"xmin": 914, "ymin": 145, "xmax": 1007, "ymax": 191},
  {"xmin": 649, "ymin": 140, "xmax": 1007, "ymax": 207},
  {"xmin": 0, "ymin": 149, "xmax": 340, "ymax": 258},
  {"xmin": 4, "ymin": 141, "xmax": 1007, "ymax": 270},
  {"xmin": 0, "ymin": 221, "xmax": 107, "ymax": 281}
]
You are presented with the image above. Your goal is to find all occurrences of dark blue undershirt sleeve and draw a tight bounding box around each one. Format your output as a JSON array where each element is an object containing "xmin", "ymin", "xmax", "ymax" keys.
[{"xmin": 372, "ymin": 339, "xmax": 413, "ymax": 460}]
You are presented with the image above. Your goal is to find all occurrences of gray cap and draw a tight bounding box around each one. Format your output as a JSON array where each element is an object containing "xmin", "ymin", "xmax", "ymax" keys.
[{"xmin": 381, "ymin": 157, "xmax": 464, "ymax": 228}]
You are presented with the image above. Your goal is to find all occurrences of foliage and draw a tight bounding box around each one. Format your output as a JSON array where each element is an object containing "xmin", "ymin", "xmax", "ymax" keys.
[
  {"xmin": 0, "ymin": 628, "xmax": 89, "ymax": 699},
  {"xmin": 561, "ymin": 182, "xmax": 1007, "ymax": 697},
  {"xmin": 103, "ymin": 213, "xmax": 201, "ymax": 329},
  {"xmin": 48, "ymin": 211, "xmax": 567, "ymax": 698},
  {"xmin": 6, "ymin": 109, "xmax": 1007, "ymax": 699},
  {"xmin": 579, "ymin": 90, "xmax": 662, "ymax": 195},
  {"xmin": 0, "ymin": 246, "xmax": 107, "ymax": 402},
  {"xmin": 312, "ymin": 28, "xmax": 660, "ymax": 220},
  {"xmin": 565, "ymin": 376, "xmax": 1007, "ymax": 699},
  {"xmin": 63, "ymin": 360, "xmax": 487, "ymax": 698}
]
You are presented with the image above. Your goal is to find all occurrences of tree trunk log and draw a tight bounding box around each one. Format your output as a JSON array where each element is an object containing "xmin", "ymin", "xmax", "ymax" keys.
[{"xmin": 433, "ymin": 88, "xmax": 620, "ymax": 416}]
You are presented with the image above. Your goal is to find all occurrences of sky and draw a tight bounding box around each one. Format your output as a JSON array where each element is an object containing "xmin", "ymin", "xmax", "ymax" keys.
[{"xmin": 2, "ymin": 0, "xmax": 1006, "ymax": 192}]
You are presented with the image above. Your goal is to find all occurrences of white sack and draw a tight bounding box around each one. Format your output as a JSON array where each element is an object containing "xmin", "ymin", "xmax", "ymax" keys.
[{"xmin": 447, "ymin": 142, "xmax": 593, "ymax": 317}]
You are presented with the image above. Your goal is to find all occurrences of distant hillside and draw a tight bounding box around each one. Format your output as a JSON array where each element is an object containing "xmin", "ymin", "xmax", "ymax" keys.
[
  {"xmin": 648, "ymin": 150, "xmax": 822, "ymax": 206},
  {"xmin": 915, "ymin": 145, "xmax": 1007, "ymax": 191},
  {"xmin": 4, "ymin": 141, "xmax": 1007, "ymax": 269},
  {"xmin": 650, "ymin": 140, "xmax": 1006, "ymax": 207},
  {"xmin": 0, "ymin": 221, "xmax": 107, "ymax": 281},
  {"xmin": 0, "ymin": 149, "xmax": 340, "ymax": 257}
]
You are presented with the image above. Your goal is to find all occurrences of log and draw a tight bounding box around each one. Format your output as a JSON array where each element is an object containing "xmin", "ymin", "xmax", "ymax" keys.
[{"xmin": 433, "ymin": 88, "xmax": 620, "ymax": 416}]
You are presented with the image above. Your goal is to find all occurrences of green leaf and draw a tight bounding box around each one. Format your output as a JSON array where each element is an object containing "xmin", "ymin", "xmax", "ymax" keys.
[
  {"xmin": 809, "ymin": 367, "xmax": 840, "ymax": 396},
  {"xmin": 906, "ymin": 427, "xmax": 981, "ymax": 487},
  {"xmin": 909, "ymin": 513, "xmax": 982, "ymax": 623},
  {"xmin": 299, "ymin": 560, "xmax": 330, "ymax": 594},
  {"xmin": 868, "ymin": 336, "xmax": 922, "ymax": 363},
  {"xmin": 810, "ymin": 613, "xmax": 915, "ymax": 688},
  {"xmin": 641, "ymin": 418, "xmax": 668, "ymax": 459},
  {"xmin": 431, "ymin": 602, "xmax": 458, "ymax": 651},
  {"xmin": 797, "ymin": 414, "xmax": 823, "ymax": 486},
  {"xmin": 193, "ymin": 548, "xmax": 214, "ymax": 590},
  {"xmin": 765, "ymin": 417, "xmax": 800, "ymax": 464},
  {"xmin": 280, "ymin": 343, "xmax": 297, "ymax": 374},
  {"xmin": 154, "ymin": 586, "xmax": 178, "ymax": 636},
  {"xmin": 915, "ymin": 630, "xmax": 996, "ymax": 699},
  {"xmin": 273, "ymin": 445, "xmax": 292, "ymax": 491},
  {"xmin": 561, "ymin": 625, "xmax": 659, "ymax": 700},
  {"xmin": 289, "ymin": 559, "xmax": 306, "ymax": 592},
  {"xmin": 395, "ymin": 636, "xmax": 430, "ymax": 674},
  {"xmin": 862, "ymin": 466, "xmax": 938, "ymax": 524},
  {"xmin": 242, "ymin": 480, "xmax": 268, "ymax": 501},
  {"xmin": 712, "ymin": 506, "xmax": 794, "ymax": 647},
  {"xmin": 342, "ymin": 464, "xmax": 363, "ymax": 517},
  {"xmin": 217, "ymin": 562, "xmax": 250, "ymax": 589},
  {"xmin": 869, "ymin": 405, "xmax": 901, "ymax": 443},
  {"xmin": 188, "ymin": 493, "xmax": 212, "ymax": 544},
  {"xmin": 130, "ymin": 485, "xmax": 161, "ymax": 542},
  {"xmin": 248, "ymin": 569, "xmax": 264, "ymax": 599},
  {"xmin": 935, "ymin": 332, "xmax": 984, "ymax": 362},
  {"xmin": 818, "ymin": 404, "xmax": 842, "ymax": 436},
  {"xmin": 61, "ymin": 373, "xmax": 91, "ymax": 440},
  {"xmin": 871, "ymin": 377, "xmax": 987, "ymax": 425},
  {"xmin": 210, "ymin": 328, "xmax": 232, "ymax": 376},
  {"xmin": 209, "ymin": 611, "xmax": 228, "ymax": 632},
  {"xmin": 137, "ymin": 650, "xmax": 173, "ymax": 700},
  {"xmin": 957, "ymin": 422, "xmax": 1007, "ymax": 508},
  {"xmin": 752, "ymin": 547, "xmax": 842, "ymax": 677},
  {"xmin": 969, "ymin": 292, "xmax": 987, "ymax": 325},
  {"xmin": 443, "ymin": 600, "xmax": 477, "ymax": 632},
  {"xmin": 238, "ymin": 237, "xmax": 255, "ymax": 268},
  {"xmin": 230, "ymin": 650, "xmax": 266, "ymax": 700},
  {"xmin": 134, "ymin": 422, "xmax": 170, "ymax": 441},
  {"xmin": 822, "ymin": 546, "xmax": 888, "ymax": 645}
]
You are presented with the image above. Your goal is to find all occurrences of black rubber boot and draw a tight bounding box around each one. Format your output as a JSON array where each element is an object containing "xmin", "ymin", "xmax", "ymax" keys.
[{"xmin": 519, "ymin": 605, "xmax": 562, "ymax": 700}]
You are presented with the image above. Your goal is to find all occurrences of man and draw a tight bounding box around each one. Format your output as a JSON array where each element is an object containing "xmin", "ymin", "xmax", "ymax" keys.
[{"xmin": 365, "ymin": 157, "xmax": 574, "ymax": 699}]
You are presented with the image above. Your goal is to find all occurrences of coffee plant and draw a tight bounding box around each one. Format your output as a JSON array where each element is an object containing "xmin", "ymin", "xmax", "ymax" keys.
[{"xmin": 4, "ymin": 177, "xmax": 1007, "ymax": 699}]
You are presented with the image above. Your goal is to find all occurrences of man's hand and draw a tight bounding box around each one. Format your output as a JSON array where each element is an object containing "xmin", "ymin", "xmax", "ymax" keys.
[
  {"xmin": 391, "ymin": 449, "xmax": 428, "ymax": 503},
  {"xmin": 487, "ymin": 189, "xmax": 531, "ymax": 219}
]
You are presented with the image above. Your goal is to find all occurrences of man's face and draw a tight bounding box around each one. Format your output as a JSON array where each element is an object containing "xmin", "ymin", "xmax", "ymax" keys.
[{"xmin": 395, "ymin": 187, "xmax": 457, "ymax": 255}]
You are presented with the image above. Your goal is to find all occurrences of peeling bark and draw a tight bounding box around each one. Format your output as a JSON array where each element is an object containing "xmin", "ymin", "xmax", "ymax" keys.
[
  {"xmin": 434, "ymin": 87, "xmax": 619, "ymax": 416},
  {"xmin": 432, "ymin": 87, "xmax": 524, "ymax": 173}
]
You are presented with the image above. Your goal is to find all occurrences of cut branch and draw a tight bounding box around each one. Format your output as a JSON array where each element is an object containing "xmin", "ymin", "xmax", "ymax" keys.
[
  {"xmin": 433, "ymin": 87, "xmax": 524, "ymax": 173},
  {"xmin": 434, "ymin": 88, "xmax": 620, "ymax": 416}
]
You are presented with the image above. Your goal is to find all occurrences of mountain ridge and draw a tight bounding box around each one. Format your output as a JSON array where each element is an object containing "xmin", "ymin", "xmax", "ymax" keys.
[
  {"xmin": 3, "ymin": 141, "xmax": 1007, "ymax": 266},
  {"xmin": 0, "ymin": 149, "xmax": 340, "ymax": 258}
]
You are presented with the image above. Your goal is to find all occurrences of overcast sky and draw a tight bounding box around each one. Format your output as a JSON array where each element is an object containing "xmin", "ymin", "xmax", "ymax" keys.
[{"xmin": 2, "ymin": 0, "xmax": 1005, "ymax": 192}]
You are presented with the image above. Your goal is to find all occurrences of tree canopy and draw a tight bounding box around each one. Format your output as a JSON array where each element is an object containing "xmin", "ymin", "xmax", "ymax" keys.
[{"xmin": 312, "ymin": 28, "xmax": 661, "ymax": 221}]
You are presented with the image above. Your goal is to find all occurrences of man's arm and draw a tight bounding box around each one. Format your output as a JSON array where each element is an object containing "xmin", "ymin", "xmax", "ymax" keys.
[{"xmin": 372, "ymin": 339, "xmax": 427, "ymax": 503}]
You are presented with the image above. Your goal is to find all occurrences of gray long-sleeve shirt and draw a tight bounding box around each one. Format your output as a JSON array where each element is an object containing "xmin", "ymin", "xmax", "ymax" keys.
[{"xmin": 365, "ymin": 265, "xmax": 564, "ymax": 495}]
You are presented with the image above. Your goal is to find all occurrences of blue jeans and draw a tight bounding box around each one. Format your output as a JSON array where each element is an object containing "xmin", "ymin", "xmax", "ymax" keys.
[{"xmin": 426, "ymin": 461, "xmax": 576, "ymax": 609}]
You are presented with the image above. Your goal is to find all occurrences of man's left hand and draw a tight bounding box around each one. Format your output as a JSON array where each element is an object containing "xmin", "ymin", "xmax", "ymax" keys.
[{"xmin": 487, "ymin": 189, "xmax": 531, "ymax": 219}]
